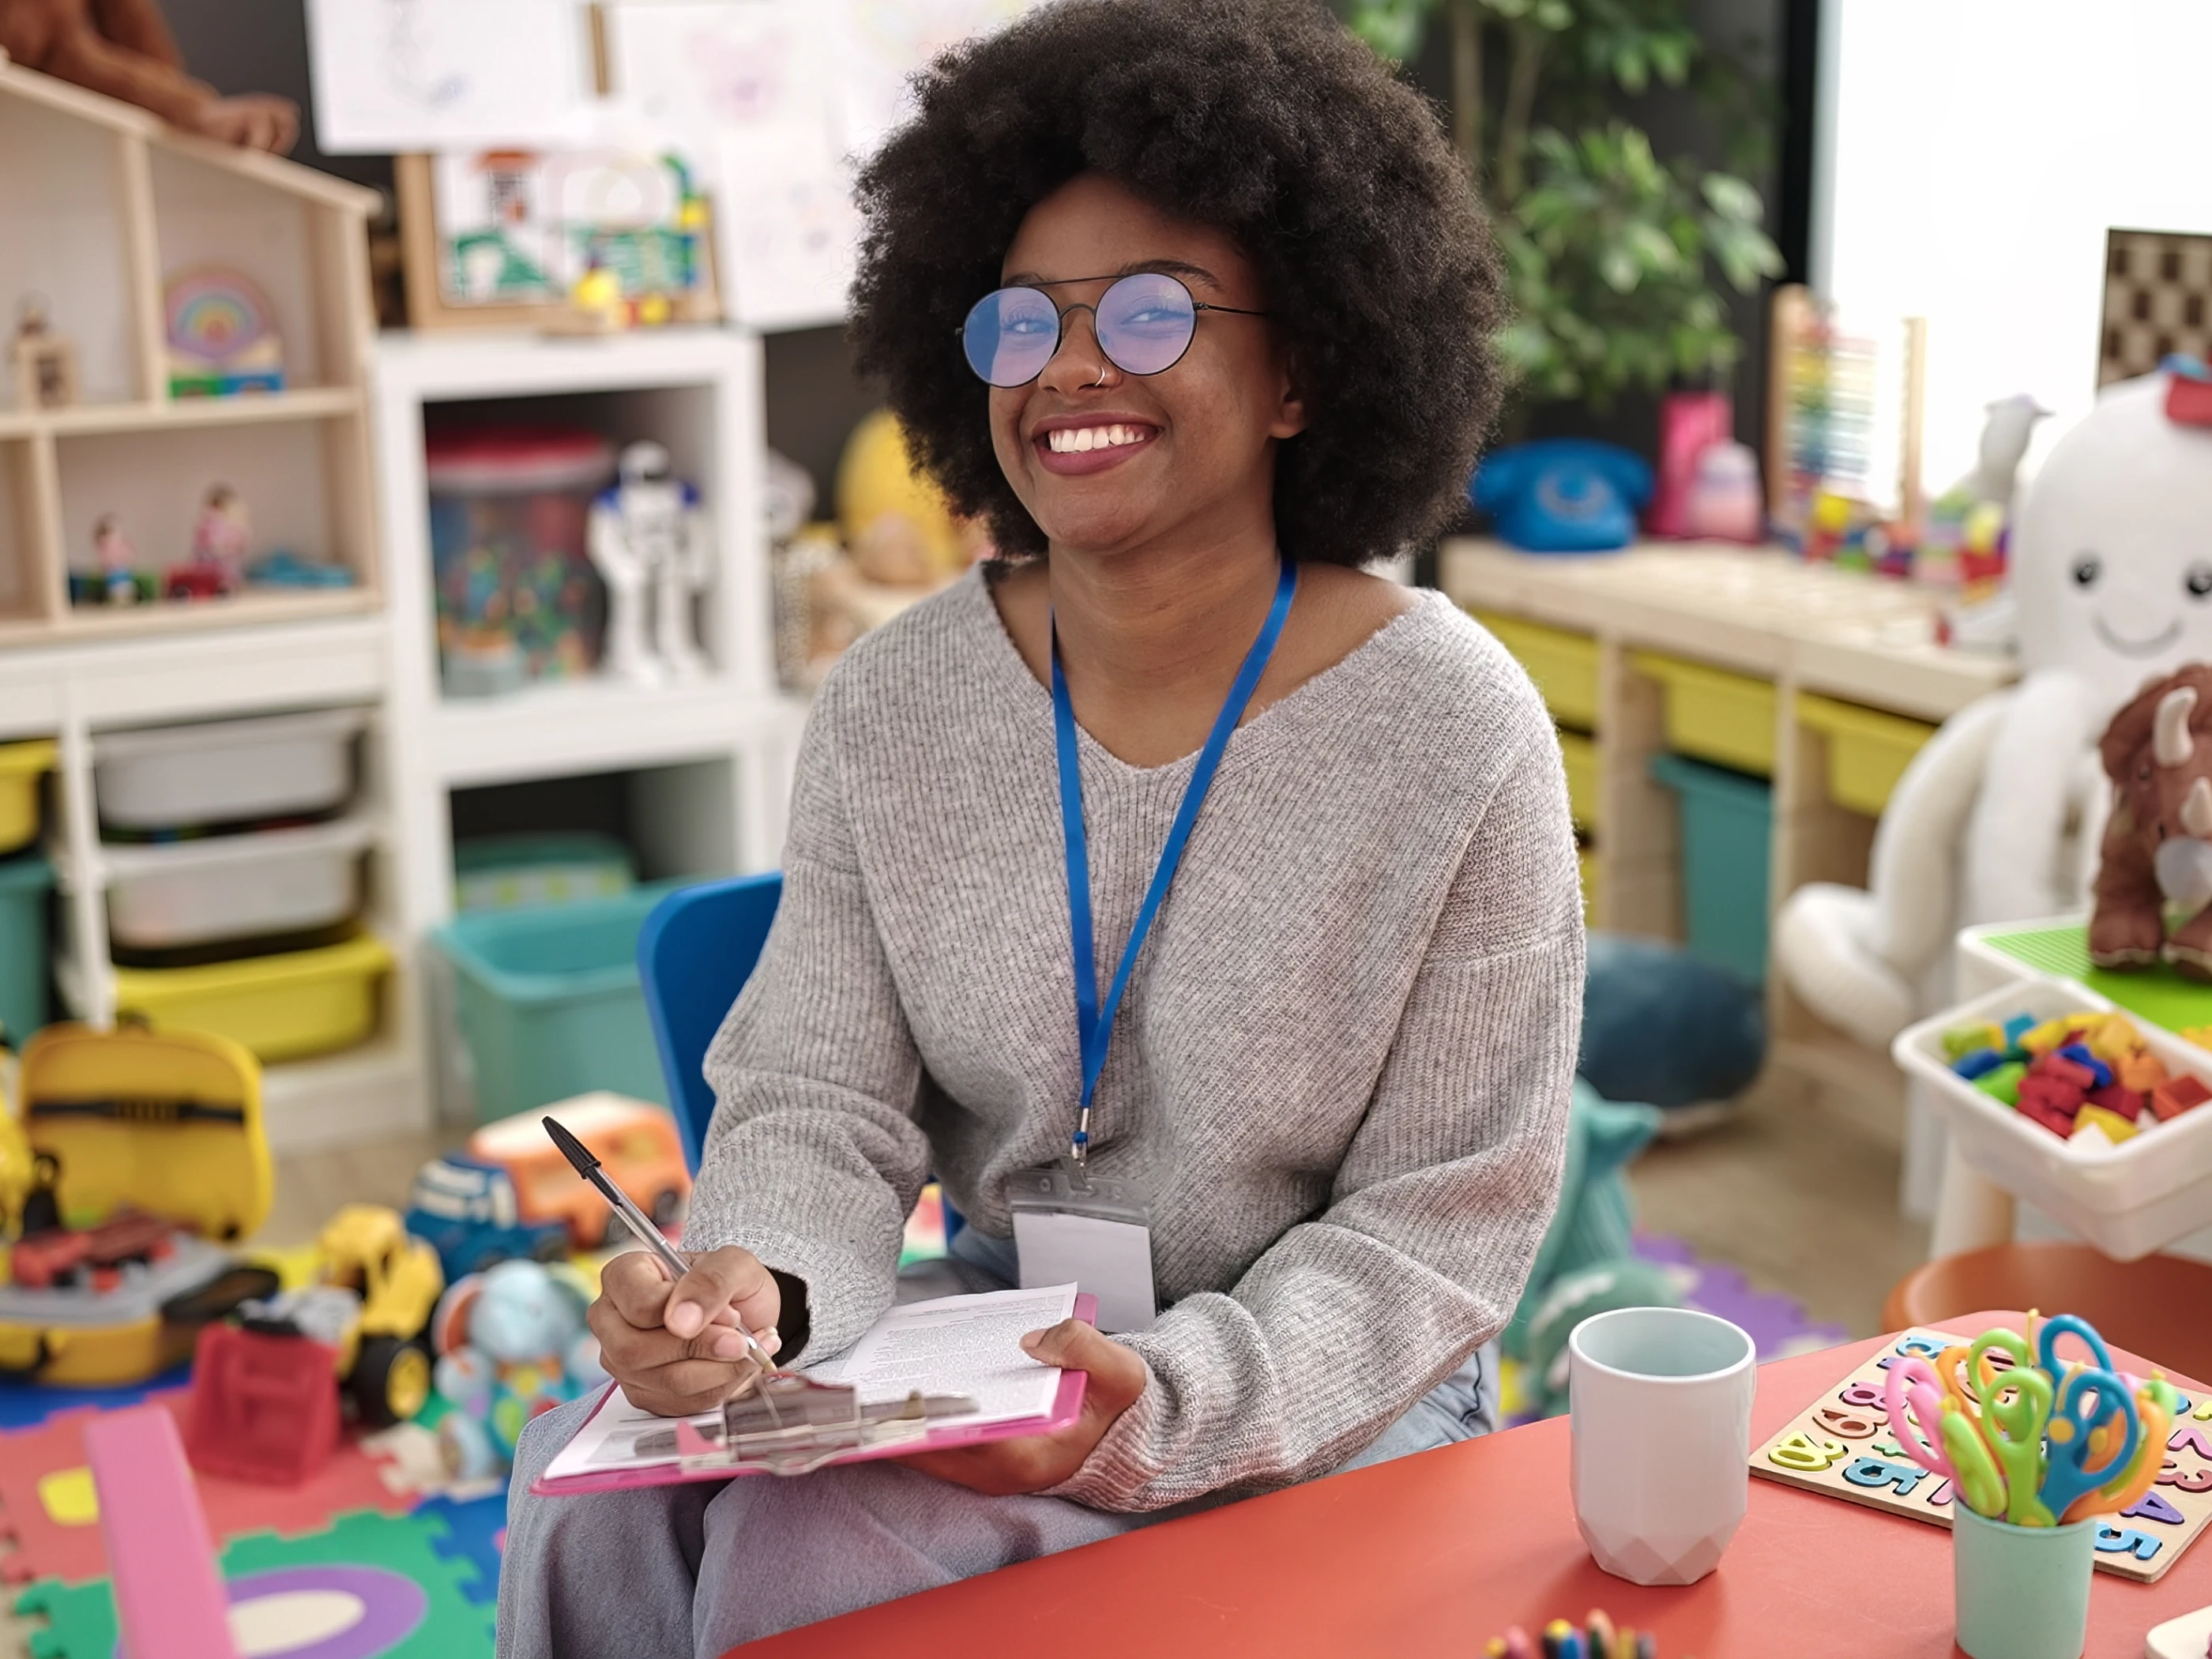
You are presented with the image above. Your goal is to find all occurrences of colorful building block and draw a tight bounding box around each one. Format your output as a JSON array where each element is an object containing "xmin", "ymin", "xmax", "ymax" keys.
[
  {"xmin": 2075, "ymin": 1105, "xmax": 2140, "ymax": 1144},
  {"xmin": 2086, "ymin": 1083, "xmax": 2145, "ymax": 1123},
  {"xmin": 2151, "ymin": 1075, "xmax": 2212, "ymax": 1123},
  {"xmin": 1973, "ymin": 1062, "xmax": 2027, "ymax": 1106},
  {"xmin": 2055, "ymin": 1043, "xmax": 2113, "ymax": 1089}
]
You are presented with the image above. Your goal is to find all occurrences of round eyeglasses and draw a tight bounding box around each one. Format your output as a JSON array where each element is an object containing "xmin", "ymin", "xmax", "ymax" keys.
[{"xmin": 959, "ymin": 272, "xmax": 1270, "ymax": 389}]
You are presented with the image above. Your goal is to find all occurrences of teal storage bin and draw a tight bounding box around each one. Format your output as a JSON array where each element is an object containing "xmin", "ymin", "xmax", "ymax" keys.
[
  {"xmin": 0, "ymin": 853, "xmax": 53, "ymax": 1048},
  {"xmin": 432, "ymin": 881, "xmax": 686, "ymax": 1120},
  {"xmin": 1650, "ymin": 753, "xmax": 1771, "ymax": 984}
]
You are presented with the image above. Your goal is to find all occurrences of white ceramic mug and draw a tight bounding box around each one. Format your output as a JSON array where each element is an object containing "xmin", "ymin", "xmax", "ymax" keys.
[{"xmin": 1569, "ymin": 1305, "xmax": 1756, "ymax": 1586}]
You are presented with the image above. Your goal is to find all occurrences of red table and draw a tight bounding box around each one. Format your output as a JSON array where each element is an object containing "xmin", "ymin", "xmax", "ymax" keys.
[{"xmin": 742, "ymin": 1312, "xmax": 2210, "ymax": 1657}]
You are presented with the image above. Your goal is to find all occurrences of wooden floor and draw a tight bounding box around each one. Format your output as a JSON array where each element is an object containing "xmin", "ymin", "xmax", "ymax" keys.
[{"xmin": 1630, "ymin": 1068, "xmax": 1926, "ymax": 1339}]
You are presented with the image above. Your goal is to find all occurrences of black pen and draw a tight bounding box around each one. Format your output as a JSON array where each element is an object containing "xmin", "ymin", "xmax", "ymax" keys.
[{"xmin": 541, "ymin": 1115, "xmax": 781, "ymax": 1375}]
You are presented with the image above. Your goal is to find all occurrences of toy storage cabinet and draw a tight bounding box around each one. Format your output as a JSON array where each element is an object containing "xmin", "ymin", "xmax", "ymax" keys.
[
  {"xmin": 1442, "ymin": 539, "xmax": 2016, "ymax": 1146},
  {"xmin": 0, "ymin": 58, "xmax": 381, "ymax": 642}
]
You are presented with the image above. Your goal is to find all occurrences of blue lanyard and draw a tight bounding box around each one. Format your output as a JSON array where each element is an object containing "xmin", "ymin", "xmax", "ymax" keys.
[{"xmin": 1051, "ymin": 558, "xmax": 1298, "ymax": 1163}]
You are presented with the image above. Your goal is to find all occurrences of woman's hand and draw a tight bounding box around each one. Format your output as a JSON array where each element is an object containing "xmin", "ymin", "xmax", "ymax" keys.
[
  {"xmin": 895, "ymin": 1319, "xmax": 1147, "ymax": 1495},
  {"xmin": 586, "ymin": 1246, "xmax": 784, "ymax": 1417}
]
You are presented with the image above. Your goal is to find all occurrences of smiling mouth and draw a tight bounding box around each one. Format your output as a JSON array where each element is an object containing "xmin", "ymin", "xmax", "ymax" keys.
[{"xmin": 2093, "ymin": 615, "xmax": 2184, "ymax": 657}]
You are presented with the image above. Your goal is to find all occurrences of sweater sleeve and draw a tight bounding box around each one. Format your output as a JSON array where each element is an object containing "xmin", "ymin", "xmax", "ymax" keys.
[
  {"xmin": 1047, "ymin": 727, "xmax": 1585, "ymax": 1511},
  {"xmin": 684, "ymin": 686, "xmax": 932, "ymax": 1364}
]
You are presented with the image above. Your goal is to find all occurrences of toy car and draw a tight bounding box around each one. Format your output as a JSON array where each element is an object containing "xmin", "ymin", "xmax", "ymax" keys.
[
  {"xmin": 467, "ymin": 1093, "xmax": 689, "ymax": 1250},
  {"xmin": 11, "ymin": 1210, "xmax": 178, "ymax": 1290},
  {"xmin": 404, "ymin": 1156, "xmax": 570, "ymax": 1283},
  {"xmin": 236, "ymin": 1204, "xmax": 444, "ymax": 1428}
]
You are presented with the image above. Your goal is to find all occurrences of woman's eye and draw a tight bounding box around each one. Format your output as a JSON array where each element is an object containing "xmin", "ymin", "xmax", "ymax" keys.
[
  {"xmin": 2072, "ymin": 555, "xmax": 2101, "ymax": 588},
  {"xmin": 1006, "ymin": 315, "xmax": 1056, "ymax": 336},
  {"xmin": 2188, "ymin": 562, "xmax": 2212, "ymax": 599}
]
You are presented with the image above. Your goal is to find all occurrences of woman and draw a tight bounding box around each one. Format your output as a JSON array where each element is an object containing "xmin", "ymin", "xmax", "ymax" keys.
[{"xmin": 500, "ymin": 0, "xmax": 1581, "ymax": 1650}]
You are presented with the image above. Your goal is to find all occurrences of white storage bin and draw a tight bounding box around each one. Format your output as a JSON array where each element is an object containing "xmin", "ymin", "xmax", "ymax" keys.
[
  {"xmin": 103, "ymin": 817, "xmax": 376, "ymax": 950},
  {"xmin": 95, "ymin": 709, "xmax": 367, "ymax": 831},
  {"xmin": 1894, "ymin": 979, "xmax": 2212, "ymax": 1261}
]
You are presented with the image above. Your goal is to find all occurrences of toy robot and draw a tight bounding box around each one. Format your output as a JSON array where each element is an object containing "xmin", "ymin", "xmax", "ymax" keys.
[{"xmin": 586, "ymin": 442, "xmax": 711, "ymax": 686}]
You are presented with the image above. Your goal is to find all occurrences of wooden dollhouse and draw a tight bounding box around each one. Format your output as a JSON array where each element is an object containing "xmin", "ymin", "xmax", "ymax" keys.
[{"xmin": 0, "ymin": 48, "xmax": 382, "ymax": 641}]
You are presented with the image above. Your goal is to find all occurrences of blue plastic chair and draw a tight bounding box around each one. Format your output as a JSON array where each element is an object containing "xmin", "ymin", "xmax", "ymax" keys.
[{"xmin": 638, "ymin": 872, "xmax": 783, "ymax": 1173}]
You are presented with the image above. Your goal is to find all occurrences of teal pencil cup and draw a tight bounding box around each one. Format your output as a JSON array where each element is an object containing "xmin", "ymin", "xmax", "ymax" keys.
[{"xmin": 1952, "ymin": 1506, "xmax": 2096, "ymax": 1659}]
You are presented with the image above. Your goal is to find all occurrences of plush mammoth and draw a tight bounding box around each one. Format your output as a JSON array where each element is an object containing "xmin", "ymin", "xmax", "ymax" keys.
[
  {"xmin": 0, "ymin": 0, "xmax": 299, "ymax": 150},
  {"xmin": 2092, "ymin": 664, "xmax": 2212, "ymax": 976}
]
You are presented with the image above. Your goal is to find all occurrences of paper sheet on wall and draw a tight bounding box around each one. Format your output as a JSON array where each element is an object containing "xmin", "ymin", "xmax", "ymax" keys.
[
  {"xmin": 304, "ymin": 0, "xmax": 595, "ymax": 152},
  {"xmin": 715, "ymin": 127, "xmax": 861, "ymax": 329},
  {"xmin": 833, "ymin": 0, "xmax": 1041, "ymax": 153}
]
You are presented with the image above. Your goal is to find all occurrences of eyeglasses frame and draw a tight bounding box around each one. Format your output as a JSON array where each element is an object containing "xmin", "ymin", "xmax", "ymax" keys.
[{"xmin": 955, "ymin": 270, "xmax": 1272, "ymax": 387}]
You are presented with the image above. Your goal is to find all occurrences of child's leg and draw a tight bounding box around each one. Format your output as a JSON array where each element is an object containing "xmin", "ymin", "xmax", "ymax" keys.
[
  {"xmin": 498, "ymin": 1394, "xmax": 726, "ymax": 1659},
  {"xmin": 692, "ymin": 1458, "xmax": 1143, "ymax": 1652}
]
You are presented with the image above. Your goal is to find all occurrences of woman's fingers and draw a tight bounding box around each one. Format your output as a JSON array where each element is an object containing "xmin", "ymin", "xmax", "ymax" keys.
[
  {"xmin": 664, "ymin": 1247, "xmax": 781, "ymax": 1341},
  {"xmin": 1019, "ymin": 1320, "xmax": 1148, "ymax": 1416}
]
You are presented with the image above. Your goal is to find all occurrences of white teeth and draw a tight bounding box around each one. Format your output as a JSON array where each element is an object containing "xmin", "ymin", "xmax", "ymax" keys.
[{"xmin": 1047, "ymin": 425, "xmax": 1150, "ymax": 453}]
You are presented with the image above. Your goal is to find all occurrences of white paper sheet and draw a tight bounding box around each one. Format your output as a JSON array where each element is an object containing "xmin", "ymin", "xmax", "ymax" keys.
[
  {"xmin": 304, "ymin": 0, "xmax": 595, "ymax": 153},
  {"xmin": 540, "ymin": 1282, "xmax": 1076, "ymax": 1482},
  {"xmin": 715, "ymin": 126, "xmax": 862, "ymax": 329}
]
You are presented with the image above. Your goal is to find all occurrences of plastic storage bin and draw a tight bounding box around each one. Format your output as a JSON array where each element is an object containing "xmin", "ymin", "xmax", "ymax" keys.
[
  {"xmin": 104, "ymin": 818, "xmax": 373, "ymax": 954},
  {"xmin": 1471, "ymin": 611, "xmax": 1601, "ymax": 728},
  {"xmin": 95, "ymin": 709, "xmax": 366, "ymax": 832},
  {"xmin": 1630, "ymin": 653, "xmax": 1776, "ymax": 777},
  {"xmin": 453, "ymin": 833, "xmax": 634, "ymax": 913},
  {"xmin": 0, "ymin": 854, "xmax": 53, "ymax": 1045},
  {"xmin": 1650, "ymin": 753, "xmax": 1771, "ymax": 984},
  {"xmin": 1796, "ymin": 693, "xmax": 1936, "ymax": 817},
  {"xmin": 432, "ymin": 884, "xmax": 679, "ymax": 1121},
  {"xmin": 1894, "ymin": 978, "xmax": 2212, "ymax": 1260},
  {"xmin": 1557, "ymin": 729, "xmax": 1600, "ymax": 830},
  {"xmin": 427, "ymin": 427, "xmax": 616, "ymax": 698},
  {"xmin": 0, "ymin": 740, "xmax": 56, "ymax": 856},
  {"xmin": 109, "ymin": 935, "xmax": 392, "ymax": 1063}
]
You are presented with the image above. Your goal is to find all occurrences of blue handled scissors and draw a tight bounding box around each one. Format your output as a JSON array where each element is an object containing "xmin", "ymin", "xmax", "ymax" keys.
[
  {"xmin": 2036, "ymin": 1313, "xmax": 2118, "ymax": 1383},
  {"xmin": 2038, "ymin": 1365, "xmax": 2141, "ymax": 1521}
]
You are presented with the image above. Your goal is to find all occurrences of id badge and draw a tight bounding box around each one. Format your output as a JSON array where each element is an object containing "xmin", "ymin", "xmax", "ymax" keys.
[{"xmin": 1009, "ymin": 1160, "xmax": 1157, "ymax": 1334}]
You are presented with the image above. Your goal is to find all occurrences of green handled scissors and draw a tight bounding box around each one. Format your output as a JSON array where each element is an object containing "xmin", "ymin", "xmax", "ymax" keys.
[{"xmin": 1968, "ymin": 1330, "xmax": 2057, "ymax": 1526}]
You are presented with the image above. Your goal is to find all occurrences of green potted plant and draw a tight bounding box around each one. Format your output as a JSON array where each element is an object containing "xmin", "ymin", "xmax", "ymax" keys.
[{"xmin": 1343, "ymin": 0, "xmax": 1783, "ymax": 413}]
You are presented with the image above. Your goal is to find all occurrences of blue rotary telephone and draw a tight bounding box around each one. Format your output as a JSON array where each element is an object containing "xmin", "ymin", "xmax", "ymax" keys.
[{"xmin": 1471, "ymin": 439, "xmax": 1653, "ymax": 553}]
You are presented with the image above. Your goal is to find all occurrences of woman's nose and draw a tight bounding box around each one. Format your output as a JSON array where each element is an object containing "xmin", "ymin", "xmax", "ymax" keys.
[{"xmin": 1037, "ymin": 302, "xmax": 1117, "ymax": 393}]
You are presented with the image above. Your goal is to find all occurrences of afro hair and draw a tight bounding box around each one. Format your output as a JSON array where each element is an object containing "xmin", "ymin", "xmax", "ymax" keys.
[{"xmin": 847, "ymin": 0, "xmax": 1505, "ymax": 568}]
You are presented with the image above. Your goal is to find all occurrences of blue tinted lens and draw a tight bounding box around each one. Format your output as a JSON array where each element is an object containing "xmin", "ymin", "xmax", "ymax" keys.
[
  {"xmin": 963, "ymin": 288, "xmax": 1061, "ymax": 386},
  {"xmin": 1097, "ymin": 273, "xmax": 1197, "ymax": 376}
]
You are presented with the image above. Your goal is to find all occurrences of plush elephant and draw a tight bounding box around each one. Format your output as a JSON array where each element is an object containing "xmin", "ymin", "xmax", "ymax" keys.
[{"xmin": 2092, "ymin": 665, "xmax": 2212, "ymax": 976}]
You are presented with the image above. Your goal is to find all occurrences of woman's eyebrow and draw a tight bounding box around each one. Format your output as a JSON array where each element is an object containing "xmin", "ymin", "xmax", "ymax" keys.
[{"xmin": 999, "ymin": 258, "xmax": 1226, "ymax": 291}]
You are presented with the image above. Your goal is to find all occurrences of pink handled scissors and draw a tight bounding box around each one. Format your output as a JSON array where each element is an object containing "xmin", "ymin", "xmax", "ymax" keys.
[{"xmin": 1883, "ymin": 1356, "xmax": 1954, "ymax": 1477}]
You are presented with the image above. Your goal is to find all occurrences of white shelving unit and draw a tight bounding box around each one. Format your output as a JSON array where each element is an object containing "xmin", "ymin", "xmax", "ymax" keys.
[{"xmin": 370, "ymin": 328, "xmax": 807, "ymax": 1126}]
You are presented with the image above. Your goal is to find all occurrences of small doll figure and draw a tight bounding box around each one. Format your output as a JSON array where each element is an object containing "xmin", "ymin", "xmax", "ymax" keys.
[
  {"xmin": 92, "ymin": 513, "xmax": 139, "ymax": 605},
  {"xmin": 189, "ymin": 483, "xmax": 250, "ymax": 592}
]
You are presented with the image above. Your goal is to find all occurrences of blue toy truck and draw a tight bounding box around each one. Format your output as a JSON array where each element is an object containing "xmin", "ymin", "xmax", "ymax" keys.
[{"xmin": 404, "ymin": 1157, "xmax": 569, "ymax": 1281}]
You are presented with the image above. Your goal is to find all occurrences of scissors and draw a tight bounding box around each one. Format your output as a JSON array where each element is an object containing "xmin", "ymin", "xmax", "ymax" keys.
[
  {"xmin": 2036, "ymin": 1313, "xmax": 2119, "ymax": 1384},
  {"xmin": 1884, "ymin": 1356, "xmax": 1954, "ymax": 1477},
  {"xmin": 1967, "ymin": 1330, "xmax": 2057, "ymax": 1525},
  {"xmin": 2037, "ymin": 1366, "xmax": 2141, "ymax": 1520}
]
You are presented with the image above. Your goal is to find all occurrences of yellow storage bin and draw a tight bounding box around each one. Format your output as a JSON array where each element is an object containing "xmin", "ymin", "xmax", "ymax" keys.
[
  {"xmin": 0, "ymin": 739, "xmax": 56, "ymax": 856},
  {"xmin": 1472, "ymin": 611, "xmax": 1601, "ymax": 729},
  {"xmin": 1796, "ymin": 693, "xmax": 1937, "ymax": 817},
  {"xmin": 111, "ymin": 934, "xmax": 393, "ymax": 1063},
  {"xmin": 1630, "ymin": 653, "xmax": 1776, "ymax": 777},
  {"xmin": 1557, "ymin": 729, "xmax": 1600, "ymax": 830}
]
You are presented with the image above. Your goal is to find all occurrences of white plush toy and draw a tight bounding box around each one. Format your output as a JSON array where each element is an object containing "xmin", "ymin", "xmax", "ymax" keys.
[{"xmin": 1775, "ymin": 371, "xmax": 2212, "ymax": 1051}]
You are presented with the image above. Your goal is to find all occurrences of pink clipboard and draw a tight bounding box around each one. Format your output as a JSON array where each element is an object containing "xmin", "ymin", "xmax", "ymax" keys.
[{"xmin": 532, "ymin": 1292, "xmax": 1096, "ymax": 1496}]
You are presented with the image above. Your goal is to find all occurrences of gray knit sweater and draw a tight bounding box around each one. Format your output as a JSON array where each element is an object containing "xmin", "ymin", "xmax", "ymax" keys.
[{"xmin": 690, "ymin": 567, "xmax": 1582, "ymax": 1512}]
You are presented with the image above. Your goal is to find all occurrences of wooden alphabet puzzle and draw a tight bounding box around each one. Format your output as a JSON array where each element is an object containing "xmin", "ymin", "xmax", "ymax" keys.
[{"xmin": 1749, "ymin": 1328, "xmax": 2212, "ymax": 1582}]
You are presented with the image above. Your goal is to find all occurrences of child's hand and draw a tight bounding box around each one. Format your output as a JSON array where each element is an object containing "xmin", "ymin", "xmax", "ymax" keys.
[
  {"xmin": 895, "ymin": 1319, "xmax": 1147, "ymax": 1495},
  {"xmin": 587, "ymin": 1246, "xmax": 784, "ymax": 1417}
]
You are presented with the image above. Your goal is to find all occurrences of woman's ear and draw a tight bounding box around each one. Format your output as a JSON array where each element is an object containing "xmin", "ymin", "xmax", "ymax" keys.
[{"xmin": 1272, "ymin": 348, "xmax": 1311, "ymax": 440}]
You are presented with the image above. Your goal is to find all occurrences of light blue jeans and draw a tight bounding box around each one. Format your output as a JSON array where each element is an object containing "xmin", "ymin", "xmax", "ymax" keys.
[{"xmin": 498, "ymin": 1231, "xmax": 1496, "ymax": 1657}]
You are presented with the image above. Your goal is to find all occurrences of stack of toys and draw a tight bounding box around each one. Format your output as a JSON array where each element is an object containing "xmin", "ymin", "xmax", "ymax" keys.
[
  {"xmin": 1942, "ymin": 1010, "xmax": 2212, "ymax": 1146},
  {"xmin": 1482, "ymin": 1609, "xmax": 1673, "ymax": 1659}
]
